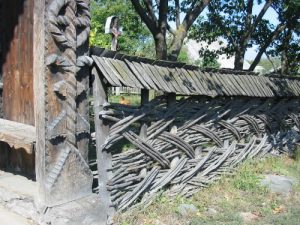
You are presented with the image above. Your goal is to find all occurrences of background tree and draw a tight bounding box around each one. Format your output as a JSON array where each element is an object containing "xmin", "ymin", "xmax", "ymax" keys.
[
  {"xmin": 250, "ymin": 0, "xmax": 300, "ymax": 75},
  {"xmin": 90, "ymin": 0, "xmax": 152, "ymax": 56},
  {"xmin": 190, "ymin": 0, "xmax": 299, "ymax": 73},
  {"xmin": 190, "ymin": 0, "xmax": 277, "ymax": 70},
  {"xmin": 130, "ymin": 0, "xmax": 209, "ymax": 60}
]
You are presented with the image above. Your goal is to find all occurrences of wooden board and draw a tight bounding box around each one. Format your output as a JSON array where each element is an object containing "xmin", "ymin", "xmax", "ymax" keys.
[{"xmin": 0, "ymin": 118, "xmax": 35, "ymax": 154}]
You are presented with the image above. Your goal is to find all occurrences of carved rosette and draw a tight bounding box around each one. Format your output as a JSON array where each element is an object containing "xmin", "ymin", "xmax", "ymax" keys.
[{"xmin": 44, "ymin": 0, "xmax": 92, "ymax": 206}]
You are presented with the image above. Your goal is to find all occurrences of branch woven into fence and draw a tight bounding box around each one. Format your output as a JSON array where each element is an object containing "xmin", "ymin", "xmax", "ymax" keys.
[{"xmin": 93, "ymin": 96, "xmax": 300, "ymax": 212}]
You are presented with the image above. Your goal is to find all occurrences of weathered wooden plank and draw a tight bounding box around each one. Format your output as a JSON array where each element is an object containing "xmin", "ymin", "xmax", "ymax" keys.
[
  {"xmin": 187, "ymin": 70, "xmax": 209, "ymax": 95},
  {"xmin": 124, "ymin": 60, "xmax": 150, "ymax": 89},
  {"xmin": 103, "ymin": 58, "xmax": 132, "ymax": 87},
  {"xmin": 225, "ymin": 74, "xmax": 242, "ymax": 96},
  {"xmin": 267, "ymin": 77, "xmax": 280, "ymax": 96},
  {"xmin": 175, "ymin": 68, "xmax": 197, "ymax": 94},
  {"xmin": 293, "ymin": 80, "xmax": 300, "ymax": 94},
  {"xmin": 193, "ymin": 71, "xmax": 213, "ymax": 96},
  {"xmin": 152, "ymin": 65, "xmax": 175, "ymax": 93},
  {"xmin": 249, "ymin": 76, "xmax": 264, "ymax": 97},
  {"xmin": 227, "ymin": 74, "xmax": 247, "ymax": 96},
  {"xmin": 160, "ymin": 67, "xmax": 183, "ymax": 93},
  {"xmin": 139, "ymin": 63, "xmax": 162, "ymax": 88},
  {"xmin": 109, "ymin": 59, "xmax": 143, "ymax": 88},
  {"xmin": 179, "ymin": 69, "xmax": 201, "ymax": 94},
  {"xmin": 242, "ymin": 76, "xmax": 258, "ymax": 97},
  {"xmin": 259, "ymin": 76, "xmax": 273, "ymax": 97},
  {"xmin": 214, "ymin": 74, "xmax": 234, "ymax": 96},
  {"xmin": 131, "ymin": 61, "xmax": 158, "ymax": 90},
  {"xmin": 168, "ymin": 68, "xmax": 191, "ymax": 94},
  {"xmin": 0, "ymin": 118, "xmax": 35, "ymax": 154},
  {"xmin": 142, "ymin": 63, "xmax": 169, "ymax": 92},
  {"xmin": 92, "ymin": 56, "xmax": 122, "ymax": 86},
  {"xmin": 150, "ymin": 65, "xmax": 173, "ymax": 92},
  {"xmin": 159, "ymin": 66, "xmax": 181, "ymax": 93},
  {"xmin": 210, "ymin": 73, "xmax": 229, "ymax": 96},
  {"xmin": 252, "ymin": 76, "xmax": 267, "ymax": 97},
  {"xmin": 202, "ymin": 72, "xmax": 219, "ymax": 97}
]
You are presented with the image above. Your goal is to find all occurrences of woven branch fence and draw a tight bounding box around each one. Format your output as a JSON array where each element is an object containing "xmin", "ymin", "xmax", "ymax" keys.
[{"xmin": 92, "ymin": 95, "xmax": 300, "ymax": 212}]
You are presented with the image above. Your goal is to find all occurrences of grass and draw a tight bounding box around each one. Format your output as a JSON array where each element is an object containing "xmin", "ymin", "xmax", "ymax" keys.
[
  {"xmin": 109, "ymin": 94, "xmax": 141, "ymax": 106},
  {"xmin": 115, "ymin": 154, "xmax": 300, "ymax": 225}
]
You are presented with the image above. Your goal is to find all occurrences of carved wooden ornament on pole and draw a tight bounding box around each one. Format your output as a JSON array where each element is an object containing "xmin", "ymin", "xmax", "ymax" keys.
[{"xmin": 105, "ymin": 16, "xmax": 122, "ymax": 51}]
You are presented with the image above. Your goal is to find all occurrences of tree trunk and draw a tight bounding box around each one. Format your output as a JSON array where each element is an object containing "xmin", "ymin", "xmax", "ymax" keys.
[
  {"xmin": 234, "ymin": 48, "xmax": 246, "ymax": 70},
  {"xmin": 281, "ymin": 28, "xmax": 292, "ymax": 75},
  {"xmin": 154, "ymin": 33, "xmax": 168, "ymax": 60},
  {"xmin": 168, "ymin": 28, "xmax": 187, "ymax": 61}
]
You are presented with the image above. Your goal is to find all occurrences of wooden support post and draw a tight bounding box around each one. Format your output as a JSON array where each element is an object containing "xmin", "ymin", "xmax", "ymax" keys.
[
  {"xmin": 141, "ymin": 89, "xmax": 149, "ymax": 106},
  {"xmin": 167, "ymin": 93, "xmax": 176, "ymax": 107},
  {"xmin": 34, "ymin": 0, "xmax": 93, "ymax": 208},
  {"xmin": 92, "ymin": 67, "xmax": 115, "ymax": 221},
  {"xmin": 140, "ymin": 89, "xmax": 150, "ymax": 140}
]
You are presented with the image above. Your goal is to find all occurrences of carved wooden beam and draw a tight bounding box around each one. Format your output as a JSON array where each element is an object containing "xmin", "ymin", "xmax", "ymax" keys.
[{"xmin": 34, "ymin": 0, "xmax": 93, "ymax": 208}]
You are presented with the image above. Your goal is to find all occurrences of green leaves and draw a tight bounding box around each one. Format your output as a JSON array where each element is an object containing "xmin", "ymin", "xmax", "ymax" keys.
[{"xmin": 90, "ymin": 0, "xmax": 152, "ymax": 56}]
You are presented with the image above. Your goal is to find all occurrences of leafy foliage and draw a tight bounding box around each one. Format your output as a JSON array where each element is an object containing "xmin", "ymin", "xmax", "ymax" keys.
[
  {"xmin": 189, "ymin": 0, "xmax": 276, "ymax": 69},
  {"xmin": 265, "ymin": 0, "xmax": 300, "ymax": 75},
  {"xmin": 190, "ymin": 0, "xmax": 300, "ymax": 72},
  {"xmin": 90, "ymin": 0, "xmax": 152, "ymax": 56}
]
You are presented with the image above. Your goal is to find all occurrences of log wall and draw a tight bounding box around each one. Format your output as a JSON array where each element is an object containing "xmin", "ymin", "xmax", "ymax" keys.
[
  {"xmin": 0, "ymin": 0, "xmax": 35, "ymax": 177},
  {"xmin": 1, "ymin": 0, "xmax": 34, "ymax": 125}
]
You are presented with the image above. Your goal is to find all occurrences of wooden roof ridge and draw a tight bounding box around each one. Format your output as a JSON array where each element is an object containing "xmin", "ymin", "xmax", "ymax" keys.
[
  {"xmin": 90, "ymin": 46, "xmax": 300, "ymax": 98},
  {"xmin": 90, "ymin": 46, "xmax": 256, "ymax": 75}
]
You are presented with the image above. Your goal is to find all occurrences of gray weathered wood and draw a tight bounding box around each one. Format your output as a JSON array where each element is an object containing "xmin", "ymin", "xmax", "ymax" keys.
[
  {"xmin": 0, "ymin": 118, "xmax": 36, "ymax": 154},
  {"xmin": 92, "ymin": 67, "xmax": 115, "ymax": 219}
]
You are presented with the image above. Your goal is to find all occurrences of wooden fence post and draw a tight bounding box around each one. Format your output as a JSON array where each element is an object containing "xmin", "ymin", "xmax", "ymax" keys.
[
  {"xmin": 141, "ymin": 89, "xmax": 149, "ymax": 106},
  {"xmin": 92, "ymin": 67, "xmax": 115, "ymax": 222},
  {"xmin": 167, "ymin": 93, "xmax": 176, "ymax": 107}
]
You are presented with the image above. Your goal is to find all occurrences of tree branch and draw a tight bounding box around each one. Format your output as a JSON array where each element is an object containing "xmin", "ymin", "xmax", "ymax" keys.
[
  {"xmin": 211, "ymin": 14, "xmax": 238, "ymax": 50},
  {"xmin": 182, "ymin": 0, "xmax": 210, "ymax": 30},
  {"xmin": 130, "ymin": 0, "xmax": 157, "ymax": 34},
  {"xmin": 155, "ymin": 0, "xmax": 168, "ymax": 38},
  {"xmin": 244, "ymin": 0, "xmax": 272, "ymax": 40},
  {"xmin": 249, "ymin": 23, "xmax": 287, "ymax": 71},
  {"xmin": 175, "ymin": 0, "xmax": 180, "ymax": 29},
  {"xmin": 245, "ymin": 0, "xmax": 254, "ymax": 30},
  {"xmin": 143, "ymin": 0, "xmax": 158, "ymax": 23},
  {"xmin": 167, "ymin": 23, "xmax": 176, "ymax": 36}
]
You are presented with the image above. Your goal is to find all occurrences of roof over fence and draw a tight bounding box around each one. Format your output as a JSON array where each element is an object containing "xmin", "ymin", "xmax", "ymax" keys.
[{"xmin": 91, "ymin": 47, "xmax": 300, "ymax": 98}]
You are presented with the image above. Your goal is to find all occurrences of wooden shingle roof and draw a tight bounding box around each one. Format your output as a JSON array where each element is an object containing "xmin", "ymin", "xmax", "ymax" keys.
[{"xmin": 91, "ymin": 47, "xmax": 300, "ymax": 98}]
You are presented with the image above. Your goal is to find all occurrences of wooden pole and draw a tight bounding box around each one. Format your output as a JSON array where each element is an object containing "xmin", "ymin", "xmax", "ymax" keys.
[
  {"xmin": 141, "ymin": 89, "xmax": 150, "ymax": 106},
  {"xmin": 33, "ymin": 0, "xmax": 93, "ymax": 208},
  {"xmin": 92, "ymin": 67, "xmax": 115, "ymax": 221}
]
